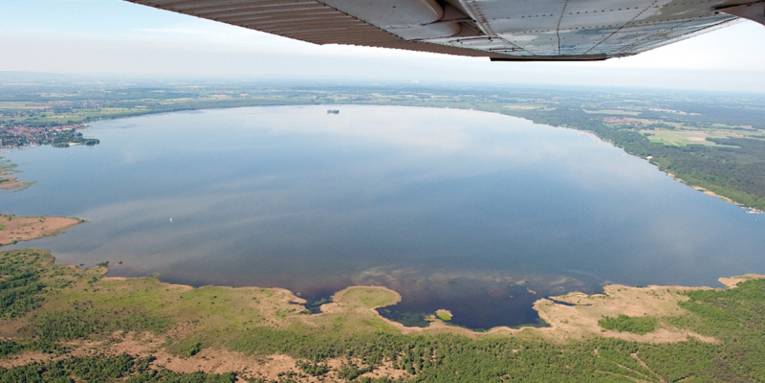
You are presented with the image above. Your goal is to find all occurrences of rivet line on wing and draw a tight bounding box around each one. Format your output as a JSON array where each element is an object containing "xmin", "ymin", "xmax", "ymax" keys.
[
  {"xmin": 556, "ymin": 0, "xmax": 570, "ymax": 55},
  {"xmin": 584, "ymin": 0, "xmax": 661, "ymax": 55}
]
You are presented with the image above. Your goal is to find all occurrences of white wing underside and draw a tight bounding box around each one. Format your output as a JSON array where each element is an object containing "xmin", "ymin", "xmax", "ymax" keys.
[{"xmin": 127, "ymin": 0, "xmax": 764, "ymax": 61}]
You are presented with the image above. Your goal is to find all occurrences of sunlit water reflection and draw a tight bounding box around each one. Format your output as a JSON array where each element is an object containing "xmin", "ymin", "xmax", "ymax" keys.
[{"xmin": 4, "ymin": 105, "xmax": 765, "ymax": 329}]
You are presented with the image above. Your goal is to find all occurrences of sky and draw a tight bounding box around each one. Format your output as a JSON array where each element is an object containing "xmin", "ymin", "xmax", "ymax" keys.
[{"xmin": 1, "ymin": 0, "xmax": 764, "ymax": 92}]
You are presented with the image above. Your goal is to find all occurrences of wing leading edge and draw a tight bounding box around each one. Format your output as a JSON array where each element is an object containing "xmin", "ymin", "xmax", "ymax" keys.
[{"xmin": 126, "ymin": 0, "xmax": 763, "ymax": 61}]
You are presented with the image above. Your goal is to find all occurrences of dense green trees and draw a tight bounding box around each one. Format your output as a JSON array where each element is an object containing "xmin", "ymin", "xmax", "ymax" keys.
[
  {"xmin": 0, "ymin": 250, "xmax": 50, "ymax": 318},
  {"xmin": 0, "ymin": 355, "xmax": 237, "ymax": 383}
]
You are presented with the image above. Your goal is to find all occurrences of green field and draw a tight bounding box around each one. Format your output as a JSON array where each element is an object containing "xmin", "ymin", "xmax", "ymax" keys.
[
  {"xmin": 645, "ymin": 129, "xmax": 721, "ymax": 147},
  {"xmin": 599, "ymin": 315, "xmax": 658, "ymax": 335},
  {"xmin": 434, "ymin": 309, "xmax": 453, "ymax": 322}
]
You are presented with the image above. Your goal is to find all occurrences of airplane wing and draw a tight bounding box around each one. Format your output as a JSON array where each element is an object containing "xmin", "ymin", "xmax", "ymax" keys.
[{"xmin": 127, "ymin": 0, "xmax": 764, "ymax": 61}]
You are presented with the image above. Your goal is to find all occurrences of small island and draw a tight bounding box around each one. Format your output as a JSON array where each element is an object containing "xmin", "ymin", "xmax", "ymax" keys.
[
  {"xmin": 0, "ymin": 159, "xmax": 31, "ymax": 191},
  {"xmin": 0, "ymin": 214, "xmax": 83, "ymax": 246},
  {"xmin": 434, "ymin": 309, "xmax": 453, "ymax": 322}
]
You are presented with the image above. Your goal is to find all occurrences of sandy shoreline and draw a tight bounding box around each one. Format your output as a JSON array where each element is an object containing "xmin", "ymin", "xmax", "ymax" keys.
[{"xmin": 0, "ymin": 214, "xmax": 84, "ymax": 246}]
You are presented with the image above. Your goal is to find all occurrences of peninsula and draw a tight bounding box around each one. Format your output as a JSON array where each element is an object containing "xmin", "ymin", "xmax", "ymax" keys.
[
  {"xmin": 0, "ymin": 214, "xmax": 83, "ymax": 246},
  {"xmin": 0, "ymin": 160, "xmax": 30, "ymax": 191}
]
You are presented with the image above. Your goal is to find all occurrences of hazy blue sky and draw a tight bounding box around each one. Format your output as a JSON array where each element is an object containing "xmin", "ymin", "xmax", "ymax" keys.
[{"xmin": 2, "ymin": 0, "xmax": 764, "ymax": 92}]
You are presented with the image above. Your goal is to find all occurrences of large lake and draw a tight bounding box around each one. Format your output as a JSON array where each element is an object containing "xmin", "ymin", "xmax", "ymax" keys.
[{"xmin": 4, "ymin": 105, "xmax": 765, "ymax": 329}]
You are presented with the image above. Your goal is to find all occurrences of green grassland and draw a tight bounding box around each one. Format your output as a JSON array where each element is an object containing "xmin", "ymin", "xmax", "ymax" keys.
[
  {"xmin": 645, "ymin": 129, "xmax": 724, "ymax": 147},
  {"xmin": 434, "ymin": 309, "xmax": 452, "ymax": 322},
  {"xmin": 598, "ymin": 315, "xmax": 658, "ymax": 335},
  {"xmin": 2, "ymin": 249, "xmax": 765, "ymax": 382}
]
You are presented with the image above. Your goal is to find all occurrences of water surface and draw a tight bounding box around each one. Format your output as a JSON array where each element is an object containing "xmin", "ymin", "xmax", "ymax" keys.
[{"xmin": 4, "ymin": 105, "xmax": 765, "ymax": 329}]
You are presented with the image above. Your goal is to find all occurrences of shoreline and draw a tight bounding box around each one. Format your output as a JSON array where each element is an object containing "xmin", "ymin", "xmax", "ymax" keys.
[
  {"xmin": 355, "ymin": 275, "xmax": 763, "ymax": 343},
  {"xmin": 29, "ymin": 249, "xmax": 765, "ymax": 340},
  {"xmin": 662, "ymin": 169, "xmax": 764, "ymax": 214}
]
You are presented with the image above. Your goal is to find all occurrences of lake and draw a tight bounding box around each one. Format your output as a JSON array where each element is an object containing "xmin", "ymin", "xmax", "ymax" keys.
[{"xmin": 3, "ymin": 105, "xmax": 765, "ymax": 329}]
